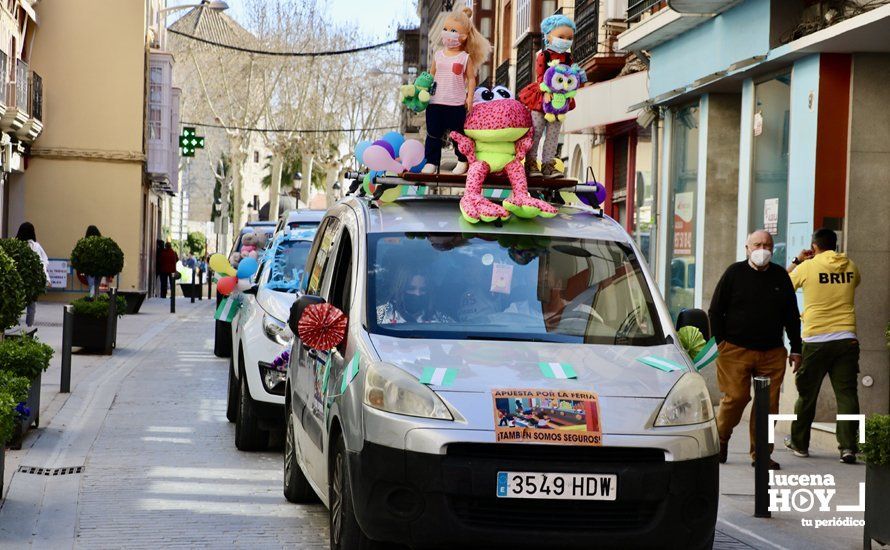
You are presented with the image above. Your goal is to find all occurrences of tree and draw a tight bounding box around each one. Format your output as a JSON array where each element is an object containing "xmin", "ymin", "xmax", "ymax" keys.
[{"xmin": 186, "ymin": 232, "xmax": 207, "ymax": 256}]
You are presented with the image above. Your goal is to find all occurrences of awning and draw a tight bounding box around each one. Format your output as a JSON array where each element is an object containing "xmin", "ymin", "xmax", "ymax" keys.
[{"xmin": 563, "ymin": 71, "xmax": 649, "ymax": 133}]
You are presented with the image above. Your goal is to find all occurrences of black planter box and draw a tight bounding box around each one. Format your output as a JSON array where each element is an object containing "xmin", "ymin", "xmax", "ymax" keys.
[
  {"xmin": 119, "ymin": 291, "xmax": 146, "ymax": 314},
  {"xmin": 9, "ymin": 372, "xmax": 41, "ymax": 450},
  {"xmin": 214, "ymin": 291, "xmax": 232, "ymax": 358},
  {"xmin": 71, "ymin": 312, "xmax": 117, "ymax": 354},
  {"xmin": 179, "ymin": 283, "xmax": 203, "ymax": 299},
  {"xmin": 865, "ymin": 462, "xmax": 890, "ymax": 548}
]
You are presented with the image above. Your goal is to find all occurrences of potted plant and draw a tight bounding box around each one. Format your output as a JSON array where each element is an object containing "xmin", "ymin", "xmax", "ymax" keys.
[
  {"xmin": 0, "ymin": 336, "xmax": 53, "ymax": 448},
  {"xmin": 0, "ymin": 247, "xmax": 25, "ymax": 334},
  {"xmin": 0, "ymin": 370, "xmax": 29, "ymax": 496},
  {"xmin": 862, "ymin": 413, "xmax": 890, "ymax": 547},
  {"xmin": 70, "ymin": 294, "xmax": 126, "ymax": 353},
  {"xmin": 0, "ymin": 238, "xmax": 47, "ymax": 308},
  {"xmin": 70, "ymin": 236, "xmax": 124, "ymax": 297}
]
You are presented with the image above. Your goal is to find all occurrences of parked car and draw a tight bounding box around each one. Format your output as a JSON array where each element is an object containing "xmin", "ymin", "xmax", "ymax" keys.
[
  {"xmin": 274, "ymin": 209, "xmax": 325, "ymax": 235},
  {"xmin": 283, "ymin": 195, "xmax": 719, "ymax": 549},
  {"xmin": 227, "ymin": 227, "xmax": 318, "ymax": 450},
  {"xmin": 214, "ymin": 221, "xmax": 277, "ymax": 358}
]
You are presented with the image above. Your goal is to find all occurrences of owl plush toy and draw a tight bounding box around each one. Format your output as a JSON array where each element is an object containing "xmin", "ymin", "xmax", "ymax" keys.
[{"xmin": 539, "ymin": 61, "xmax": 583, "ymax": 122}]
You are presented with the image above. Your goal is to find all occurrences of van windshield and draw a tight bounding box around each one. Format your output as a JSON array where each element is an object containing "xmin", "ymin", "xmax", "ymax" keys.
[
  {"xmin": 265, "ymin": 240, "xmax": 312, "ymax": 293},
  {"xmin": 367, "ymin": 233, "xmax": 664, "ymax": 346}
]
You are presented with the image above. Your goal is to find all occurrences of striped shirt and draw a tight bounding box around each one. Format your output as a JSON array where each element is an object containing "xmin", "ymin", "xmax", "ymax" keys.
[{"xmin": 430, "ymin": 50, "xmax": 469, "ymax": 106}]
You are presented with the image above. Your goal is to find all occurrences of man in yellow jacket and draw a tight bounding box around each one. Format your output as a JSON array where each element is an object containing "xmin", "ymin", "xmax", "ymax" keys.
[{"xmin": 784, "ymin": 228, "xmax": 861, "ymax": 464}]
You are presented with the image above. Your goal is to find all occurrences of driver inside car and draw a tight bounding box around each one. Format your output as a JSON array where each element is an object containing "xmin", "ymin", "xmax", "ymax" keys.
[{"xmin": 377, "ymin": 270, "xmax": 453, "ymax": 324}]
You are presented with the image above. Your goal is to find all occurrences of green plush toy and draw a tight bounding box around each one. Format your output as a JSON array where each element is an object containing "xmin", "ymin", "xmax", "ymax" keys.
[{"xmin": 400, "ymin": 71, "xmax": 434, "ymax": 113}]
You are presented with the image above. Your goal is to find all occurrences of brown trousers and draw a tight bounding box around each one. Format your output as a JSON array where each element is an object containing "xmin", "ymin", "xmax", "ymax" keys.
[{"xmin": 715, "ymin": 342, "xmax": 788, "ymax": 457}]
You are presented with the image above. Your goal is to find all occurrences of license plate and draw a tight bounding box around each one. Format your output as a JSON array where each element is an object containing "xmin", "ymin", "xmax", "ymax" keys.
[{"xmin": 496, "ymin": 471, "xmax": 617, "ymax": 500}]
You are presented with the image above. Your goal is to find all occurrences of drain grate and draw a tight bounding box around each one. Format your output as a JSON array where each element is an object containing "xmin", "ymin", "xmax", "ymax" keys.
[{"xmin": 17, "ymin": 465, "xmax": 83, "ymax": 476}]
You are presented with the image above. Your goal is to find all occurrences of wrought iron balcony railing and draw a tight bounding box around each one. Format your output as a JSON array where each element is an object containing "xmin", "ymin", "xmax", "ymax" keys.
[
  {"xmin": 495, "ymin": 60, "xmax": 510, "ymax": 88},
  {"xmin": 627, "ymin": 0, "xmax": 665, "ymax": 21},
  {"xmin": 573, "ymin": 0, "xmax": 599, "ymax": 63},
  {"xmin": 15, "ymin": 59, "xmax": 29, "ymax": 115},
  {"xmin": 31, "ymin": 71, "xmax": 42, "ymax": 121},
  {"xmin": 515, "ymin": 32, "xmax": 542, "ymax": 92}
]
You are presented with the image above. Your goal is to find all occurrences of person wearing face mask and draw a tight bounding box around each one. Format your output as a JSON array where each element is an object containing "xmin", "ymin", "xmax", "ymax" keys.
[
  {"xmin": 783, "ymin": 229, "xmax": 861, "ymax": 464},
  {"xmin": 708, "ymin": 230, "xmax": 802, "ymax": 470},
  {"xmin": 518, "ymin": 14, "xmax": 587, "ymax": 178},
  {"xmin": 376, "ymin": 271, "xmax": 452, "ymax": 324}
]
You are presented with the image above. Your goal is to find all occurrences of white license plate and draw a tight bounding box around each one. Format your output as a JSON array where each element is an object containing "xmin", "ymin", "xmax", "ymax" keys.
[{"xmin": 496, "ymin": 471, "xmax": 617, "ymax": 500}]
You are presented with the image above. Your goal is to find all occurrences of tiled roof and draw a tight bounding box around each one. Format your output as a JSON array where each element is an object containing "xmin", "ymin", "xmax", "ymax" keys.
[{"xmin": 167, "ymin": 1, "xmax": 258, "ymax": 47}]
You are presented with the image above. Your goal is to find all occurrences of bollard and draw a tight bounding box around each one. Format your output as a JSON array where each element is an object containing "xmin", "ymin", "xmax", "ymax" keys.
[
  {"xmin": 191, "ymin": 268, "xmax": 196, "ymax": 304},
  {"xmin": 105, "ymin": 288, "xmax": 117, "ymax": 355},
  {"xmin": 60, "ymin": 305, "xmax": 73, "ymax": 393},
  {"xmin": 207, "ymin": 268, "xmax": 213, "ymax": 300},
  {"xmin": 753, "ymin": 375, "xmax": 772, "ymax": 518},
  {"xmin": 170, "ymin": 275, "xmax": 176, "ymax": 314}
]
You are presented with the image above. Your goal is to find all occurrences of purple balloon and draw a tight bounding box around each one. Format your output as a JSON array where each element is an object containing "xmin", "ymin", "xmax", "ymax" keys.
[
  {"xmin": 578, "ymin": 181, "xmax": 607, "ymax": 207},
  {"xmin": 372, "ymin": 139, "xmax": 395, "ymax": 158}
]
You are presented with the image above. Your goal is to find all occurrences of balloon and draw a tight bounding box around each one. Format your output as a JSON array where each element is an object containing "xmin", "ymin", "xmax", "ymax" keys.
[
  {"xmin": 236, "ymin": 279, "xmax": 253, "ymax": 291},
  {"xmin": 577, "ymin": 180, "xmax": 607, "ymax": 207},
  {"xmin": 398, "ymin": 139, "xmax": 425, "ymax": 170},
  {"xmin": 236, "ymin": 257, "xmax": 259, "ymax": 279},
  {"xmin": 362, "ymin": 173, "xmax": 374, "ymax": 195},
  {"xmin": 363, "ymin": 145, "xmax": 403, "ymax": 173},
  {"xmin": 217, "ymin": 276, "xmax": 238, "ymax": 296},
  {"xmin": 209, "ymin": 253, "xmax": 235, "ymax": 276},
  {"xmin": 372, "ymin": 139, "xmax": 396, "ymax": 159},
  {"xmin": 409, "ymin": 158, "xmax": 426, "ymax": 173},
  {"xmin": 354, "ymin": 140, "xmax": 372, "ymax": 165},
  {"xmin": 381, "ymin": 131, "xmax": 405, "ymax": 154}
]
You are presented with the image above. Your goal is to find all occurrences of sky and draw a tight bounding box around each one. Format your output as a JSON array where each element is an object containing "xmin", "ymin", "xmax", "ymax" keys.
[{"xmin": 168, "ymin": 0, "xmax": 419, "ymax": 41}]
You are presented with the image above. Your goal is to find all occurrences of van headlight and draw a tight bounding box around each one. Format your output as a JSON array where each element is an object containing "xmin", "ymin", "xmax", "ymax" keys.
[
  {"xmin": 363, "ymin": 362, "xmax": 453, "ymax": 420},
  {"xmin": 654, "ymin": 373, "xmax": 714, "ymax": 427},
  {"xmin": 262, "ymin": 314, "xmax": 293, "ymax": 346}
]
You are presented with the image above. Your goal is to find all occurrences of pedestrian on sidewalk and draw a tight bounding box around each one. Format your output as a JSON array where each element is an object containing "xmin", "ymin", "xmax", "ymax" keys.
[
  {"xmin": 82, "ymin": 225, "xmax": 102, "ymax": 295},
  {"xmin": 15, "ymin": 222, "xmax": 50, "ymax": 327},
  {"xmin": 784, "ymin": 228, "xmax": 861, "ymax": 464},
  {"xmin": 158, "ymin": 242, "xmax": 178, "ymax": 298},
  {"xmin": 708, "ymin": 230, "xmax": 802, "ymax": 470}
]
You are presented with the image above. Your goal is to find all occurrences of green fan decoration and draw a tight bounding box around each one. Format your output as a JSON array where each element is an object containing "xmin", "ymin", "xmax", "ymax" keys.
[{"xmin": 678, "ymin": 326, "xmax": 707, "ymax": 360}]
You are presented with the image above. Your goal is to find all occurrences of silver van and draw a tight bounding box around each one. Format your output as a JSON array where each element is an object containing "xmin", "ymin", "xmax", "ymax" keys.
[{"xmin": 284, "ymin": 195, "xmax": 719, "ymax": 549}]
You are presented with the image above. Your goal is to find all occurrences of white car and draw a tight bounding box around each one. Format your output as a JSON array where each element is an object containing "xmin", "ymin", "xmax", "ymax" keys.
[{"xmin": 228, "ymin": 227, "xmax": 317, "ymax": 450}]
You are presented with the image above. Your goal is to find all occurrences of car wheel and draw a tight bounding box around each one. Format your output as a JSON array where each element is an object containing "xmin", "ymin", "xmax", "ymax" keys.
[
  {"xmin": 283, "ymin": 406, "xmax": 317, "ymax": 503},
  {"xmin": 329, "ymin": 435, "xmax": 384, "ymax": 550},
  {"xmin": 235, "ymin": 366, "xmax": 267, "ymax": 451},
  {"xmin": 226, "ymin": 357, "xmax": 237, "ymax": 423}
]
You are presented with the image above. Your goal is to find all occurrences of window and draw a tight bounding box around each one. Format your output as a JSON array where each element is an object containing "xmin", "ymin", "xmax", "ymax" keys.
[
  {"xmin": 481, "ymin": 16, "xmax": 492, "ymax": 40},
  {"xmin": 367, "ymin": 233, "xmax": 663, "ymax": 346},
  {"xmin": 148, "ymin": 66, "xmax": 164, "ymax": 141},
  {"xmin": 265, "ymin": 239, "xmax": 313, "ymax": 293},
  {"xmin": 542, "ymin": 0, "xmax": 557, "ymax": 17},
  {"xmin": 665, "ymin": 104, "xmax": 700, "ymax": 321},
  {"xmin": 305, "ymin": 218, "xmax": 340, "ymax": 295},
  {"xmin": 633, "ymin": 126, "xmax": 654, "ymax": 263},
  {"xmin": 515, "ymin": 0, "xmax": 530, "ymax": 37}
]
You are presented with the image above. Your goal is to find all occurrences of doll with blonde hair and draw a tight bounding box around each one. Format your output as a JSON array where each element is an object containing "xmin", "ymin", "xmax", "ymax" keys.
[{"xmin": 421, "ymin": 6, "xmax": 491, "ymax": 175}]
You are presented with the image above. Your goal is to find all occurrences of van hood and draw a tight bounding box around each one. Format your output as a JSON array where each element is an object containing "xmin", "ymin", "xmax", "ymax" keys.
[{"xmin": 368, "ymin": 334, "xmax": 690, "ymax": 398}]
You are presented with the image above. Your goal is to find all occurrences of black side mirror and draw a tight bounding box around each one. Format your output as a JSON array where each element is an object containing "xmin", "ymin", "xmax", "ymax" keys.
[
  {"xmin": 289, "ymin": 294, "xmax": 326, "ymax": 334},
  {"xmin": 676, "ymin": 308, "xmax": 711, "ymax": 341},
  {"xmin": 242, "ymin": 285, "xmax": 259, "ymax": 296}
]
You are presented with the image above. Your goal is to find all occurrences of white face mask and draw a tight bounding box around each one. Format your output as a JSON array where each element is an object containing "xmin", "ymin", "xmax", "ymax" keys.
[{"xmin": 749, "ymin": 248, "xmax": 772, "ymax": 268}]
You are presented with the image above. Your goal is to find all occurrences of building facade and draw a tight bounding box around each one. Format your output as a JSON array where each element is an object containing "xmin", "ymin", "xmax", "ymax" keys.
[{"xmin": 618, "ymin": 0, "xmax": 890, "ymax": 417}]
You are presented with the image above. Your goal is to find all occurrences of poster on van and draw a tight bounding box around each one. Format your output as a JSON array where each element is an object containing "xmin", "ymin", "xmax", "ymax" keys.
[{"xmin": 492, "ymin": 389, "xmax": 602, "ymax": 446}]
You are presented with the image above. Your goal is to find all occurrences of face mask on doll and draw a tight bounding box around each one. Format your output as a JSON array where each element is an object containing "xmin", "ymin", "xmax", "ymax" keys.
[
  {"xmin": 441, "ymin": 30, "xmax": 462, "ymax": 49},
  {"xmin": 749, "ymin": 248, "xmax": 773, "ymax": 268},
  {"xmin": 548, "ymin": 37, "xmax": 573, "ymax": 53}
]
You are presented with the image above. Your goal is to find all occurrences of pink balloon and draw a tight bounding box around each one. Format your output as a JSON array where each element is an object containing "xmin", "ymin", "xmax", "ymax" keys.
[
  {"xmin": 363, "ymin": 145, "xmax": 404, "ymax": 173},
  {"xmin": 372, "ymin": 139, "xmax": 396, "ymax": 158},
  {"xmin": 218, "ymin": 276, "xmax": 238, "ymax": 296},
  {"xmin": 399, "ymin": 139, "xmax": 425, "ymax": 170}
]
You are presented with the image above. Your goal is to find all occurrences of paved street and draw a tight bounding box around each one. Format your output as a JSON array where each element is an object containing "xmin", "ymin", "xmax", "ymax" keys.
[{"xmin": 0, "ymin": 299, "xmax": 870, "ymax": 549}]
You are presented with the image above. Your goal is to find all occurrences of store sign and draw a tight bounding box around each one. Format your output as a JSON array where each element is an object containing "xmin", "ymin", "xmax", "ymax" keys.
[
  {"xmin": 764, "ymin": 198, "xmax": 779, "ymax": 235},
  {"xmin": 47, "ymin": 260, "xmax": 68, "ymax": 289},
  {"xmin": 673, "ymin": 191, "xmax": 694, "ymax": 256}
]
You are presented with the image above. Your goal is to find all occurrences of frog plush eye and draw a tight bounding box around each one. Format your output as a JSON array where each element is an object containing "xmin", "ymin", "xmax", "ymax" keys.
[
  {"xmin": 474, "ymin": 87, "xmax": 495, "ymax": 103},
  {"xmin": 492, "ymin": 86, "xmax": 513, "ymax": 100}
]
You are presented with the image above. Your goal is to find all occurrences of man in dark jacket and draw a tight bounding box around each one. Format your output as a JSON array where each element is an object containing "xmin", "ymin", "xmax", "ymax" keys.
[
  {"xmin": 158, "ymin": 242, "xmax": 179, "ymax": 299},
  {"xmin": 709, "ymin": 230, "xmax": 802, "ymax": 469}
]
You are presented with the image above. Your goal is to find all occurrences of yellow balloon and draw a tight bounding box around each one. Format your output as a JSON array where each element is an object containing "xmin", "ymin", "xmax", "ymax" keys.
[
  {"xmin": 552, "ymin": 158, "xmax": 565, "ymax": 173},
  {"xmin": 209, "ymin": 253, "xmax": 235, "ymax": 276}
]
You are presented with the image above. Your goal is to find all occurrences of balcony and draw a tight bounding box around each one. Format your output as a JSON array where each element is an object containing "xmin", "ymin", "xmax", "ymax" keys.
[
  {"xmin": 575, "ymin": 0, "xmax": 628, "ymax": 83},
  {"xmin": 17, "ymin": 71, "xmax": 43, "ymax": 142},
  {"xmin": 619, "ymin": 0, "xmax": 741, "ymax": 52},
  {"xmin": 495, "ymin": 59, "xmax": 510, "ymax": 88},
  {"xmin": 0, "ymin": 51, "xmax": 8, "ymax": 119},
  {"xmin": 2, "ymin": 60, "xmax": 31, "ymax": 135},
  {"xmin": 515, "ymin": 32, "xmax": 542, "ymax": 92},
  {"xmin": 627, "ymin": 0, "xmax": 665, "ymax": 21}
]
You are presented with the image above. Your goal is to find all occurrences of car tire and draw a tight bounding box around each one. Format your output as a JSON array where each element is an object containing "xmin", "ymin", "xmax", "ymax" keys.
[
  {"xmin": 283, "ymin": 406, "xmax": 317, "ymax": 503},
  {"xmin": 329, "ymin": 435, "xmax": 385, "ymax": 550},
  {"xmin": 235, "ymin": 365, "xmax": 267, "ymax": 451},
  {"xmin": 226, "ymin": 357, "xmax": 237, "ymax": 423}
]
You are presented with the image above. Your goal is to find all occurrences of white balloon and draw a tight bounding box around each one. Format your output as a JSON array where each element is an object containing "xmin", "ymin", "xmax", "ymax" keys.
[{"xmin": 236, "ymin": 279, "xmax": 253, "ymax": 291}]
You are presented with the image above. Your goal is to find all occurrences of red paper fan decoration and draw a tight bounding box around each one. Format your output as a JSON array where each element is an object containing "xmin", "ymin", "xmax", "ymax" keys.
[{"xmin": 298, "ymin": 303, "xmax": 348, "ymax": 350}]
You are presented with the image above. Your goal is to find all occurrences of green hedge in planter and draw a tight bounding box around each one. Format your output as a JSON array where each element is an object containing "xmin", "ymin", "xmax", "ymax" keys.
[
  {"xmin": 70, "ymin": 236, "xmax": 124, "ymax": 278},
  {"xmin": 0, "ymin": 239, "xmax": 47, "ymax": 304},
  {"xmin": 0, "ymin": 370, "xmax": 29, "ymax": 444},
  {"xmin": 862, "ymin": 414, "xmax": 890, "ymax": 467},
  {"xmin": 0, "ymin": 336, "xmax": 53, "ymax": 380},
  {"xmin": 71, "ymin": 294, "xmax": 127, "ymax": 319},
  {"xmin": 0, "ymin": 247, "xmax": 25, "ymax": 331}
]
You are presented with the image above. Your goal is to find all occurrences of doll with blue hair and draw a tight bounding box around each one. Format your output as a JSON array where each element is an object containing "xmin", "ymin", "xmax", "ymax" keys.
[{"xmin": 518, "ymin": 14, "xmax": 587, "ymax": 178}]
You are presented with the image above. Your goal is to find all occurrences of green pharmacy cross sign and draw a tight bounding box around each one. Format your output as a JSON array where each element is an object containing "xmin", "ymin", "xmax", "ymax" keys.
[{"xmin": 179, "ymin": 127, "xmax": 205, "ymax": 157}]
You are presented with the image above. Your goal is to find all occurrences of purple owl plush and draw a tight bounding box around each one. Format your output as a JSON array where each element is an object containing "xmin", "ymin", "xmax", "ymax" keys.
[{"xmin": 539, "ymin": 61, "xmax": 583, "ymax": 122}]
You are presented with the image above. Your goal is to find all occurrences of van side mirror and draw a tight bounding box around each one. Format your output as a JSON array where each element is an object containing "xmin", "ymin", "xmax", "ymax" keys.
[
  {"xmin": 289, "ymin": 294, "xmax": 326, "ymax": 334},
  {"xmin": 242, "ymin": 285, "xmax": 259, "ymax": 296},
  {"xmin": 676, "ymin": 308, "xmax": 711, "ymax": 341}
]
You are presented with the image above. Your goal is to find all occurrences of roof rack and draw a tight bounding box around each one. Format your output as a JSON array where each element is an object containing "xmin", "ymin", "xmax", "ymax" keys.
[{"xmin": 375, "ymin": 172, "xmax": 582, "ymax": 191}]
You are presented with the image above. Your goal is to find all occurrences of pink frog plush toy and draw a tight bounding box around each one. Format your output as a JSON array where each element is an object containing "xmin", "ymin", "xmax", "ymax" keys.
[{"xmin": 450, "ymin": 86, "xmax": 558, "ymax": 223}]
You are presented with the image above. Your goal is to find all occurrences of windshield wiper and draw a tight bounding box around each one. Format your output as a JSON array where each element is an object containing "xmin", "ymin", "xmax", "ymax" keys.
[{"xmin": 464, "ymin": 334, "xmax": 573, "ymax": 344}]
